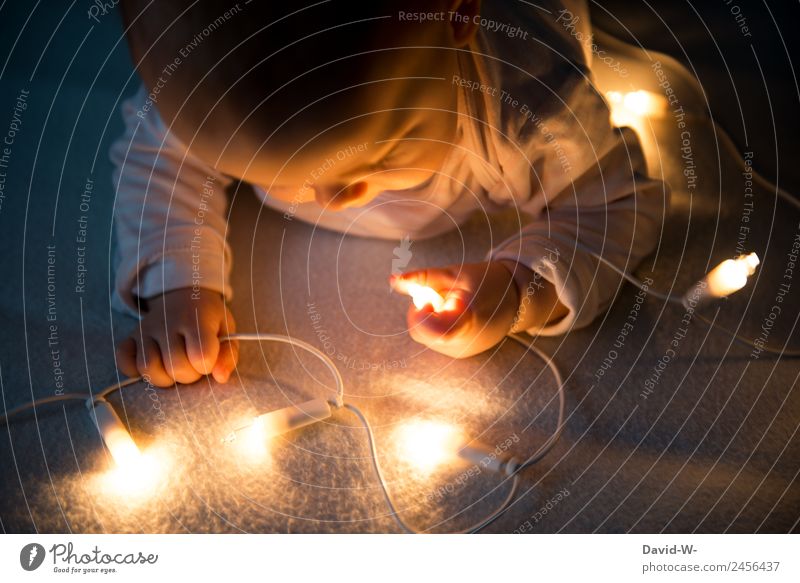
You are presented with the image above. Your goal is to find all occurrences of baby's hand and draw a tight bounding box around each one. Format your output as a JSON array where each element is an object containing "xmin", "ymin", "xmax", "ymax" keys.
[
  {"xmin": 390, "ymin": 262, "xmax": 521, "ymax": 358},
  {"xmin": 116, "ymin": 288, "xmax": 239, "ymax": 387}
]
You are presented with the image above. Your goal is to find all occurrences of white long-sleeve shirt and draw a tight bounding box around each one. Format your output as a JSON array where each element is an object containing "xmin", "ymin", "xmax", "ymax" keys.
[{"xmin": 110, "ymin": 0, "xmax": 667, "ymax": 336}]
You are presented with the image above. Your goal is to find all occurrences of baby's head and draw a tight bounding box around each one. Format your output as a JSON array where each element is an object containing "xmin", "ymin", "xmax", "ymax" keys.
[{"xmin": 121, "ymin": 0, "xmax": 481, "ymax": 209}]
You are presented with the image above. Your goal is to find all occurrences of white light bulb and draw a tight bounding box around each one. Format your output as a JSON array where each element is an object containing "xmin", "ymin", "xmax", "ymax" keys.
[
  {"xmin": 222, "ymin": 398, "xmax": 337, "ymax": 460},
  {"xmin": 88, "ymin": 399, "xmax": 166, "ymax": 498},
  {"xmin": 684, "ymin": 252, "xmax": 760, "ymax": 308},
  {"xmin": 705, "ymin": 252, "xmax": 760, "ymax": 297},
  {"xmin": 406, "ymin": 283, "xmax": 446, "ymax": 312},
  {"xmin": 101, "ymin": 452, "xmax": 163, "ymax": 499},
  {"xmin": 606, "ymin": 90, "xmax": 665, "ymax": 126},
  {"xmin": 395, "ymin": 420, "xmax": 463, "ymax": 474},
  {"xmin": 239, "ymin": 415, "xmax": 270, "ymax": 461},
  {"xmin": 89, "ymin": 399, "xmax": 141, "ymax": 470},
  {"xmin": 394, "ymin": 419, "xmax": 519, "ymax": 476},
  {"xmin": 622, "ymin": 90, "xmax": 655, "ymax": 116}
]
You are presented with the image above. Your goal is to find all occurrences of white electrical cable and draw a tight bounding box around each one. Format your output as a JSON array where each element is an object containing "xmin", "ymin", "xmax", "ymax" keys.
[
  {"xmin": 221, "ymin": 334, "xmax": 563, "ymax": 532},
  {"xmin": 572, "ymin": 241, "xmax": 685, "ymax": 306},
  {"xmin": 92, "ymin": 376, "xmax": 150, "ymax": 403},
  {"xmin": 341, "ymin": 333, "xmax": 566, "ymax": 533},
  {"xmin": 220, "ymin": 333, "xmax": 345, "ymax": 405},
  {"xmin": 1, "ymin": 332, "xmax": 565, "ymax": 533},
  {"xmin": 582, "ymin": 244, "xmax": 799, "ymax": 356},
  {"xmin": 344, "ymin": 403, "xmax": 522, "ymax": 534},
  {"xmin": 694, "ymin": 311, "xmax": 800, "ymax": 358},
  {"xmin": 708, "ymin": 117, "xmax": 800, "ymax": 211},
  {"xmin": 1, "ymin": 377, "xmax": 143, "ymax": 426},
  {"xmin": 0, "ymin": 392, "xmax": 92, "ymax": 426},
  {"xmin": 508, "ymin": 334, "xmax": 567, "ymax": 470},
  {"xmin": 1, "ymin": 332, "xmax": 347, "ymax": 424},
  {"xmin": 574, "ymin": 238, "xmax": 798, "ymax": 356}
]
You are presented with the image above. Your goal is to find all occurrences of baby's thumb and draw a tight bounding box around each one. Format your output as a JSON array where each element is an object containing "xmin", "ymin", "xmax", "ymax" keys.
[
  {"xmin": 213, "ymin": 307, "xmax": 238, "ymax": 383},
  {"xmin": 183, "ymin": 326, "xmax": 220, "ymax": 376},
  {"xmin": 212, "ymin": 338, "xmax": 239, "ymax": 383}
]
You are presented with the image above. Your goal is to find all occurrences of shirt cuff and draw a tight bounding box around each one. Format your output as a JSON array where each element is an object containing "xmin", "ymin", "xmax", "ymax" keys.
[
  {"xmin": 136, "ymin": 248, "xmax": 233, "ymax": 302},
  {"xmin": 487, "ymin": 234, "xmax": 604, "ymax": 336},
  {"xmin": 112, "ymin": 229, "xmax": 233, "ymax": 318}
]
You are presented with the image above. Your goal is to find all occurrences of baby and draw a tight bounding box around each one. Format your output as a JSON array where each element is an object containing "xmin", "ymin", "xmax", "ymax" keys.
[{"xmin": 110, "ymin": 0, "xmax": 666, "ymax": 387}]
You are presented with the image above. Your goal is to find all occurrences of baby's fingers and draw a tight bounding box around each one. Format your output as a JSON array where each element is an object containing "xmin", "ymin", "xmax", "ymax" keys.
[
  {"xmin": 135, "ymin": 337, "xmax": 174, "ymax": 387},
  {"xmin": 183, "ymin": 322, "xmax": 221, "ymax": 376},
  {"xmin": 213, "ymin": 305, "xmax": 238, "ymax": 383},
  {"xmin": 212, "ymin": 338, "xmax": 239, "ymax": 383},
  {"xmin": 160, "ymin": 335, "xmax": 203, "ymax": 385},
  {"xmin": 115, "ymin": 337, "xmax": 140, "ymax": 378}
]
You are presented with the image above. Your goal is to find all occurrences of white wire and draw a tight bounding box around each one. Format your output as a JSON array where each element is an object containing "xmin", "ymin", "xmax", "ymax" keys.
[
  {"xmin": 582, "ymin": 246, "xmax": 799, "ymax": 356},
  {"xmin": 561, "ymin": 106, "xmax": 800, "ymax": 355},
  {"xmin": 2, "ymin": 333, "xmax": 344, "ymax": 424},
  {"xmin": 0, "ymin": 392, "xmax": 91, "ymax": 426},
  {"xmin": 573, "ymin": 241, "xmax": 684, "ymax": 305},
  {"xmin": 708, "ymin": 117, "xmax": 800, "ymax": 211},
  {"xmin": 220, "ymin": 333, "xmax": 345, "ymax": 404},
  {"xmin": 2, "ymin": 332, "xmax": 563, "ymax": 533},
  {"xmin": 343, "ymin": 403, "xmax": 522, "ymax": 534},
  {"xmin": 94, "ymin": 376, "xmax": 147, "ymax": 403},
  {"xmin": 342, "ymin": 333, "xmax": 566, "ymax": 533},
  {"xmin": 508, "ymin": 334, "xmax": 568, "ymax": 470},
  {"xmin": 1, "ymin": 376, "xmax": 143, "ymax": 426},
  {"xmin": 694, "ymin": 311, "xmax": 800, "ymax": 358}
]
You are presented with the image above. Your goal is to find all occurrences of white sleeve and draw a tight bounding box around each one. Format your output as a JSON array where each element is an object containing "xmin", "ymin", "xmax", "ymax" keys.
[
  {"xmin": 109, "ymin": 85, "xmax": 235, "ymax": 318},
  {"xmin": 486, "ymin": 76, "xmax": 668, "ymax": 336}
]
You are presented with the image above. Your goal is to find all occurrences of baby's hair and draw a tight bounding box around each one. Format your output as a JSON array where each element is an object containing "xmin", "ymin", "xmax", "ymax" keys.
[{"xmin": 120, "ymin": 0, "xmax": 446, "ymax": 134}]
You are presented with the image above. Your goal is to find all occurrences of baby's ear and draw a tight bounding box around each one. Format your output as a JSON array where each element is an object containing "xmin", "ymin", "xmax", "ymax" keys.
[{"xmin": 447, "ymin": 0, "xmax": 481, "ymax": 47}]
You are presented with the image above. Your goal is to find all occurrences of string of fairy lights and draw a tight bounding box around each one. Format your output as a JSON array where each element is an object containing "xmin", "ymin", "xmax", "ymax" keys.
[{"xmin": 1, "ymin": 90, "xmax": 798, "ymax": 532}]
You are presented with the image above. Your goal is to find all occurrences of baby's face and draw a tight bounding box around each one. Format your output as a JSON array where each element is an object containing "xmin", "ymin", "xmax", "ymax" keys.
[
  {"xmin": 211, "ymin": 74, "xmax": 459, "ymax": 210},
  {"xmin": 130, "ymin": 0, "xmax": 480, "ymax": 211},
  {"xmin": 180, "ymin": 11, "xmax": 464, "ymax": 211}
]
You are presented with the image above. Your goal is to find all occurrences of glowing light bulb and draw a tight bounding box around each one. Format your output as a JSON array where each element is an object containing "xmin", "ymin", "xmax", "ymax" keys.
[
  {"xmin": 239, "ymin": 415, "xmax": 270, "ymax": 461},
  {"xmin": 102, "ymin": 451, "xmax": 164, "ymax": 498},
  {"xmin": 89, "ymin": 399, "xmax": 142, "ymax": 470},
  {"xmin": 395, "ymin": 420, "xmax": 463, "ymax": 474},
  {"xmin": 684, "ymin": 252, "xmax": 760, "ymax": 308},
  {"xmin": 706, "ymin": 253, "xmax": 760, "ymax": 297},
  {"xmin": 393, "ymin": 419, "xmax": 519, "ymax": 476},
  {"xmin": 88, "ymin": 399, "xmax": 166, "ymax": 498},
  {"xmin": 222, "ymin": 397, "xmax": 338, "ymax": 460},
  {"xmin": 606, "ymin": 90, "xmax": 665, "ymax": 126},
  {"xmin": 623, "ymin": 91, "xmax": 654, "ymax": 116},
  {"xmin": 406, "ymin": 283, "xmax": 446, "ymax": 312}
]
